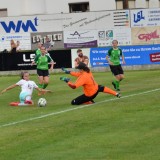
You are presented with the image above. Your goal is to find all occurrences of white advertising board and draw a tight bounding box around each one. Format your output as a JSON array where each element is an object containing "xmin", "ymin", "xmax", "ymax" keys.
[
  {"xmin": 64, "ymin": 30, "xmax": 97, "ymax": 48},
  {"xmin": 0, "ymin": 10, "xmax": 130, "ymax": 34},
  {"xmin": 71, "ymin": 48, "xmax": 91, "ymax": 68},
  {"xmin": 98, "ymin": 28, "xmax": 131, "ymax": 47},
  {"xmin": 0, "ymin": 33, "xmax": 31, "ymax": 51},
  {"xmin": 131, "ymin": 8, "xmax": 160, "ymax": 27}
]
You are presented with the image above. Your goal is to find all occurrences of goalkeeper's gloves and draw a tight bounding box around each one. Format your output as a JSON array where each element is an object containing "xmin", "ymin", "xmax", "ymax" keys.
[
  {"xmin": 61, "ymin": 67, "xmax": 70, "ymax": 74},
  {"xmin": 60, "ymin": 77, "xmax": 70, "ymax": 83}
]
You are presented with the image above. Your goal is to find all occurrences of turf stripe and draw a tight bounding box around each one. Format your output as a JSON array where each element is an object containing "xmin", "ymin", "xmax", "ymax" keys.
[{"xmin": 0, "ymin": 88, "xmax": 160, "ymax": 128}]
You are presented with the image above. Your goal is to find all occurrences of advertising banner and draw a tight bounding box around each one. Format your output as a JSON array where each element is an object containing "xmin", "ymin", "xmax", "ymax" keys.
[
  {"xmin": 90, "ymin": 44, "xmax": 160, "ymax": 67},
  {"xmin": 0, "ymin": 10, "xmax": 130, "ymax": 35},
  {"xmin": 64, "ymin": 30, "xmax": 97, "ymax": 48},
  {"xmin": 62, "ymin": 10, "xmax": 130, "ymax": 31},
  {"xmin": 0, "ymin": 33, "xmax": 31, "ymax": 51},
  {"xmin": 0, "ymin": 14, "xmax": 63, "ymax": 34},
  {"xmin": 131, "ymin": 27, "xmax": 160, "ymax": 45},
  {"xmin": 31, "ymin": 31, "xmax": 64, "ymax": 50},
  {"xmin": 98, "ymin": 28, "xmax": 131, "ymax": 47},
  {"xmin": 131, "ymin": 8, "xmax": 160, "ymax": 27},
  {"xmin": 90, "ymin": 48, "xmax": 108, "ymax": 67},
  {"xmin": 0, "ymin": 50, "xmax": 71, "ymax": 71},
  {"xmin": 112, "ymin": 10, "xmax": 130, "ymax": 27},
  {"xmin": 71, "ymin": 48, "xmax": 91, "ymax": 68},
  {"xmin": 62, "ymin": 12, "xmax": 96, "ymax": 31}
]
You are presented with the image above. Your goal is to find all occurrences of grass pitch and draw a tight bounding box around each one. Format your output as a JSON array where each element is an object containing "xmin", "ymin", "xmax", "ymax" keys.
[{"xmin": 0, "ymin": 70, "xmax": 160, "ymax": 160}]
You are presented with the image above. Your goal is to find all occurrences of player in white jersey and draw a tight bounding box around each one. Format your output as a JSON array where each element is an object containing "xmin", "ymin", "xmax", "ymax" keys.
[{"xmin": 1, "ymin": 71, "xmax": 52, "ymax": 106}]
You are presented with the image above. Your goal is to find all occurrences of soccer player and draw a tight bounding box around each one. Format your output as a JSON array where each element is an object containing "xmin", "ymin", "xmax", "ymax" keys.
[
  {"xmin": 32, "ymin": 46, "xmax": 54, "ymax": 95},
  {"xmin": 60, "ymin": 62, "xmax": 120, "ymax": 105},
  {"xmin": 0, "ymin": 71, "xmax": 52, "ymax": 106},
  {"xmin": 106, "ymin": 40, "xmax": 125, "ymax": 91}
]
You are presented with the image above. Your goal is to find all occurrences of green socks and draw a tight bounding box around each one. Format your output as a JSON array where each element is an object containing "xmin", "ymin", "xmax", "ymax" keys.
[
  {"xmin": 38, "ymin": 84, "xmax": 43, "ymax": 89},
  {"xmin": 38, "ymin": 83, "xmax": 48, "ymax": 89},
  {"xmin": 113, "ymin": 80, "xmax": 120, "ymax": 90},
  {"xmin": 43, "ymin": 83, "xmax": 48, "ymax": 89}
]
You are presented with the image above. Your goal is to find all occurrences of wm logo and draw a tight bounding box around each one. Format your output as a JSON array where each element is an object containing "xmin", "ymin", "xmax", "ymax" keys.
[{"xmin": 0, "ymin": 17, "xmax": 38, "ymax": 33}]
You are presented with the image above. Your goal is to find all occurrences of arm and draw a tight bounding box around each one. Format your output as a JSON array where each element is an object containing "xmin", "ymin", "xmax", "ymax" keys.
[
  {"xmin": 70, "ymin": 71, "xmax": 81, "ymax": 77},
  {"xmin": 60, "ymin": 75, "xmax": 84, "ymax": 89},
  {"xmin": 61, "ymin": 68, "xmax": 81, "ymax": 77},
  {"xmin": 35, "ymin": 87, "xmax": 52, "ymax": 93},
  {"xmin": 33, "ymin": 54, "xmax": 39, "ymax": 64},
  {"xmin": 67, "ymin": 76, "xmax": 84, "ymax": 89},
  {"xmin": 31, "ymin": 61, "xmax": 36, "ymax": 65},
  {"xmin": 67, "ymin": 81, "xmax": 76, "ymax": 89},
  {"xmin": 49, "ymin": 61, "xmax": 54, "ymax": 71},
  {"xmin": 106, "ymin": 49, "xmax": 113, "ymax": 65},
  {"xmin": 120, "ymin": 49, "xmax": 125, "ymax": 65},
  {"xmin": 1, "ymin": 84, "xmax": 18, "ymax": 94},
  {"xmin": 106, "ymin": 55, "xmax": 113, "ymax": 65},
  {"xmin": 121, "ymin": 55, "xmax": 126, "ymax": 65},
  {"xmin": 47, "ymin": 54, "xmax": 54, "ymax": 71}
]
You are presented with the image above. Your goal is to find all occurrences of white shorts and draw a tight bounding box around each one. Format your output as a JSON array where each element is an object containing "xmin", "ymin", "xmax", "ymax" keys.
[{"xmin": 19, "ymin": 92, "xmax": 31, "ymax": 103}]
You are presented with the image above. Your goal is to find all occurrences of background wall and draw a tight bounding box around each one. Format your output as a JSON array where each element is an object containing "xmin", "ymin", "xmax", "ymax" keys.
[
  {"xmin": 0, "ymin": 0, "xmax": 24, "ymax": 16},
  {"xmin": 0, "ymin": 0, "xmax": 116, "ymax": 16},
  {"xmin": 0, "ymin": 0, "xmax": 159, "ymax": 17}
]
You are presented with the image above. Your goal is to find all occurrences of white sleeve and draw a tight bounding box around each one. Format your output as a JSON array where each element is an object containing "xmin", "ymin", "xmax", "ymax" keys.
[
  {"xmin": 33, "ymin": 81, "xmax": 38, "ymax": 89},
  {"xmin": 16, "ymin": 80, "xmax": 24, "ymax": 86}
]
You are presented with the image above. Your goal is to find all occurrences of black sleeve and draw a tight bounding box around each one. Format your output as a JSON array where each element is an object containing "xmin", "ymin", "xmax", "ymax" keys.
[
  {"xmin": 119, "ymin": 48, "xmax": 123, "ymax": 56},
  {"xmin": 108, "ymin": 48, "xmax": 112, "ymax": 56}
]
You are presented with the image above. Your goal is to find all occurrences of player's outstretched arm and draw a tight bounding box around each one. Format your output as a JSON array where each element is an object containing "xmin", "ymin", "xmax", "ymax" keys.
[
  {"xmin": 61, "ymin": 67, "xmax": 71, "ymax": 74},
  {"xmin": 60, "ymin": 77, "xmax": 70, "ymax": 83},
  {"xmin": 49, "ymin": 61, "xmax": 54, "ymax": 71},
  {"xmin": 36, "ymin": 88, "xmax": 52, "ymax": 94},
  {"xmin": 1, "ymin": 84, "xmax": 17, "ymax": 94}
]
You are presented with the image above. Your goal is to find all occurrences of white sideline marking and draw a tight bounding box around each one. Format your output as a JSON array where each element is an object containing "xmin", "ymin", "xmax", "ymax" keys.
[{"xmin": 0, "ymin": 88, "xmax": 160, "ymax": 128}]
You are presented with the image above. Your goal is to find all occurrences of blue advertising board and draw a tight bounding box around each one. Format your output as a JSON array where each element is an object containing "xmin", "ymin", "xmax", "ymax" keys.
[{"xmin": 90, "ymin": 44, "xmax": 160, "ymax": 67}]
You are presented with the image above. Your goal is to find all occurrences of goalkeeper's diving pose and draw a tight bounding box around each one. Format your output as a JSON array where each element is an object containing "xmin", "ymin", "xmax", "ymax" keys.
[{"xmin": 60, "ymin": 62, "xmax": 121, "ymax": 105}]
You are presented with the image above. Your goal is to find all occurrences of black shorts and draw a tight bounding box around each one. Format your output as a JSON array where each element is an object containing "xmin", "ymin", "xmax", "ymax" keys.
[
  {"xmin": 37, "ymin": 69, "xmax": 49, "ymax": 77},
  {"xmin": 71, "ymin": 91, "xmax": 99, "ymax": 105},
  {"xmin": 71, "ymin": 85, "xmax": 104, "ymax": 105},
  {"xmin": 109, "ymin": 64, "xmax": 124, "ymax": 76}
]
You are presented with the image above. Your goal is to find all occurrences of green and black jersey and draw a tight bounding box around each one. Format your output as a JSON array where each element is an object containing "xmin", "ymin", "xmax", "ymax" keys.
[
  {"xmin": 34, "ymin": 54, "xmax": 53, "ymax": 70},
  {"xmin": 108, "ymin": 48, "xmax": 123, "ymax": 65}
]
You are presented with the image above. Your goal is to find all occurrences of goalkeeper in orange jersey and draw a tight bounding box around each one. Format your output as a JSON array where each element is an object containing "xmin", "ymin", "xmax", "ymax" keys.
[{"xmin": 60, "ymin": 62, "xmax": 121, "ymax": 105}]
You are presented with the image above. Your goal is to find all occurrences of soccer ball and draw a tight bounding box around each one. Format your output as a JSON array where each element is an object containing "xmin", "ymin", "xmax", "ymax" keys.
[{"xmin": 38, "ymin": 98, "xmax": 47, "ymax": 107}]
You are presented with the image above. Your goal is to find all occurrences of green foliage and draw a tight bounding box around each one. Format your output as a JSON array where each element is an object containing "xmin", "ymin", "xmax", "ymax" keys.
[{"xmin": 0, "ymin": 70, "xmax": 159, "ymax": 160}]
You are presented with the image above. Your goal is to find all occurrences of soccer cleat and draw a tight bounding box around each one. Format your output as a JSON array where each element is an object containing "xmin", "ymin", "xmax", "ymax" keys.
[
  {"xmin": 25, "ymin": 100, "xmax": 33, "ymax": 104},
  {"xmin": 91, "ymin": 99, "xmax": 95, "ymax": 103},
  {"xmin": 116, "ymin": 93, "xmax": 121, "ymax": 98},
  {"xmin": 83, "ymin": 101, "xmax": 94, "ymax": 105},
  {"xmin": 9, "ymin": 102, "xmax": 20, "ymax": 106}
]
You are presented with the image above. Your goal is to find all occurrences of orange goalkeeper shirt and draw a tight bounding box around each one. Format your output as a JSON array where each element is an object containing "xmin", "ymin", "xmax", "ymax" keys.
[{"xmin": 68, "ymin": 71, "xmax": 98, "ymax": 97}]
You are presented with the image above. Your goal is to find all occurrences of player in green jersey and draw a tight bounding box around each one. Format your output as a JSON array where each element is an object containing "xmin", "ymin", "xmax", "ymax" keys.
[
  {"xmin": 106, "ymin": 40, "xmax": 126, "ymax": 91},
  {"xmin": 32, "ymin": 46, "xmax": 54, "ymax": 95}
]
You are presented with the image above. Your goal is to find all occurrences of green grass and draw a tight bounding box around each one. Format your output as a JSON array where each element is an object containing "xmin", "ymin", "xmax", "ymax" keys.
[{"xmin": 0, "ymin": 70, "xmax": 160, "ymax": 160}]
